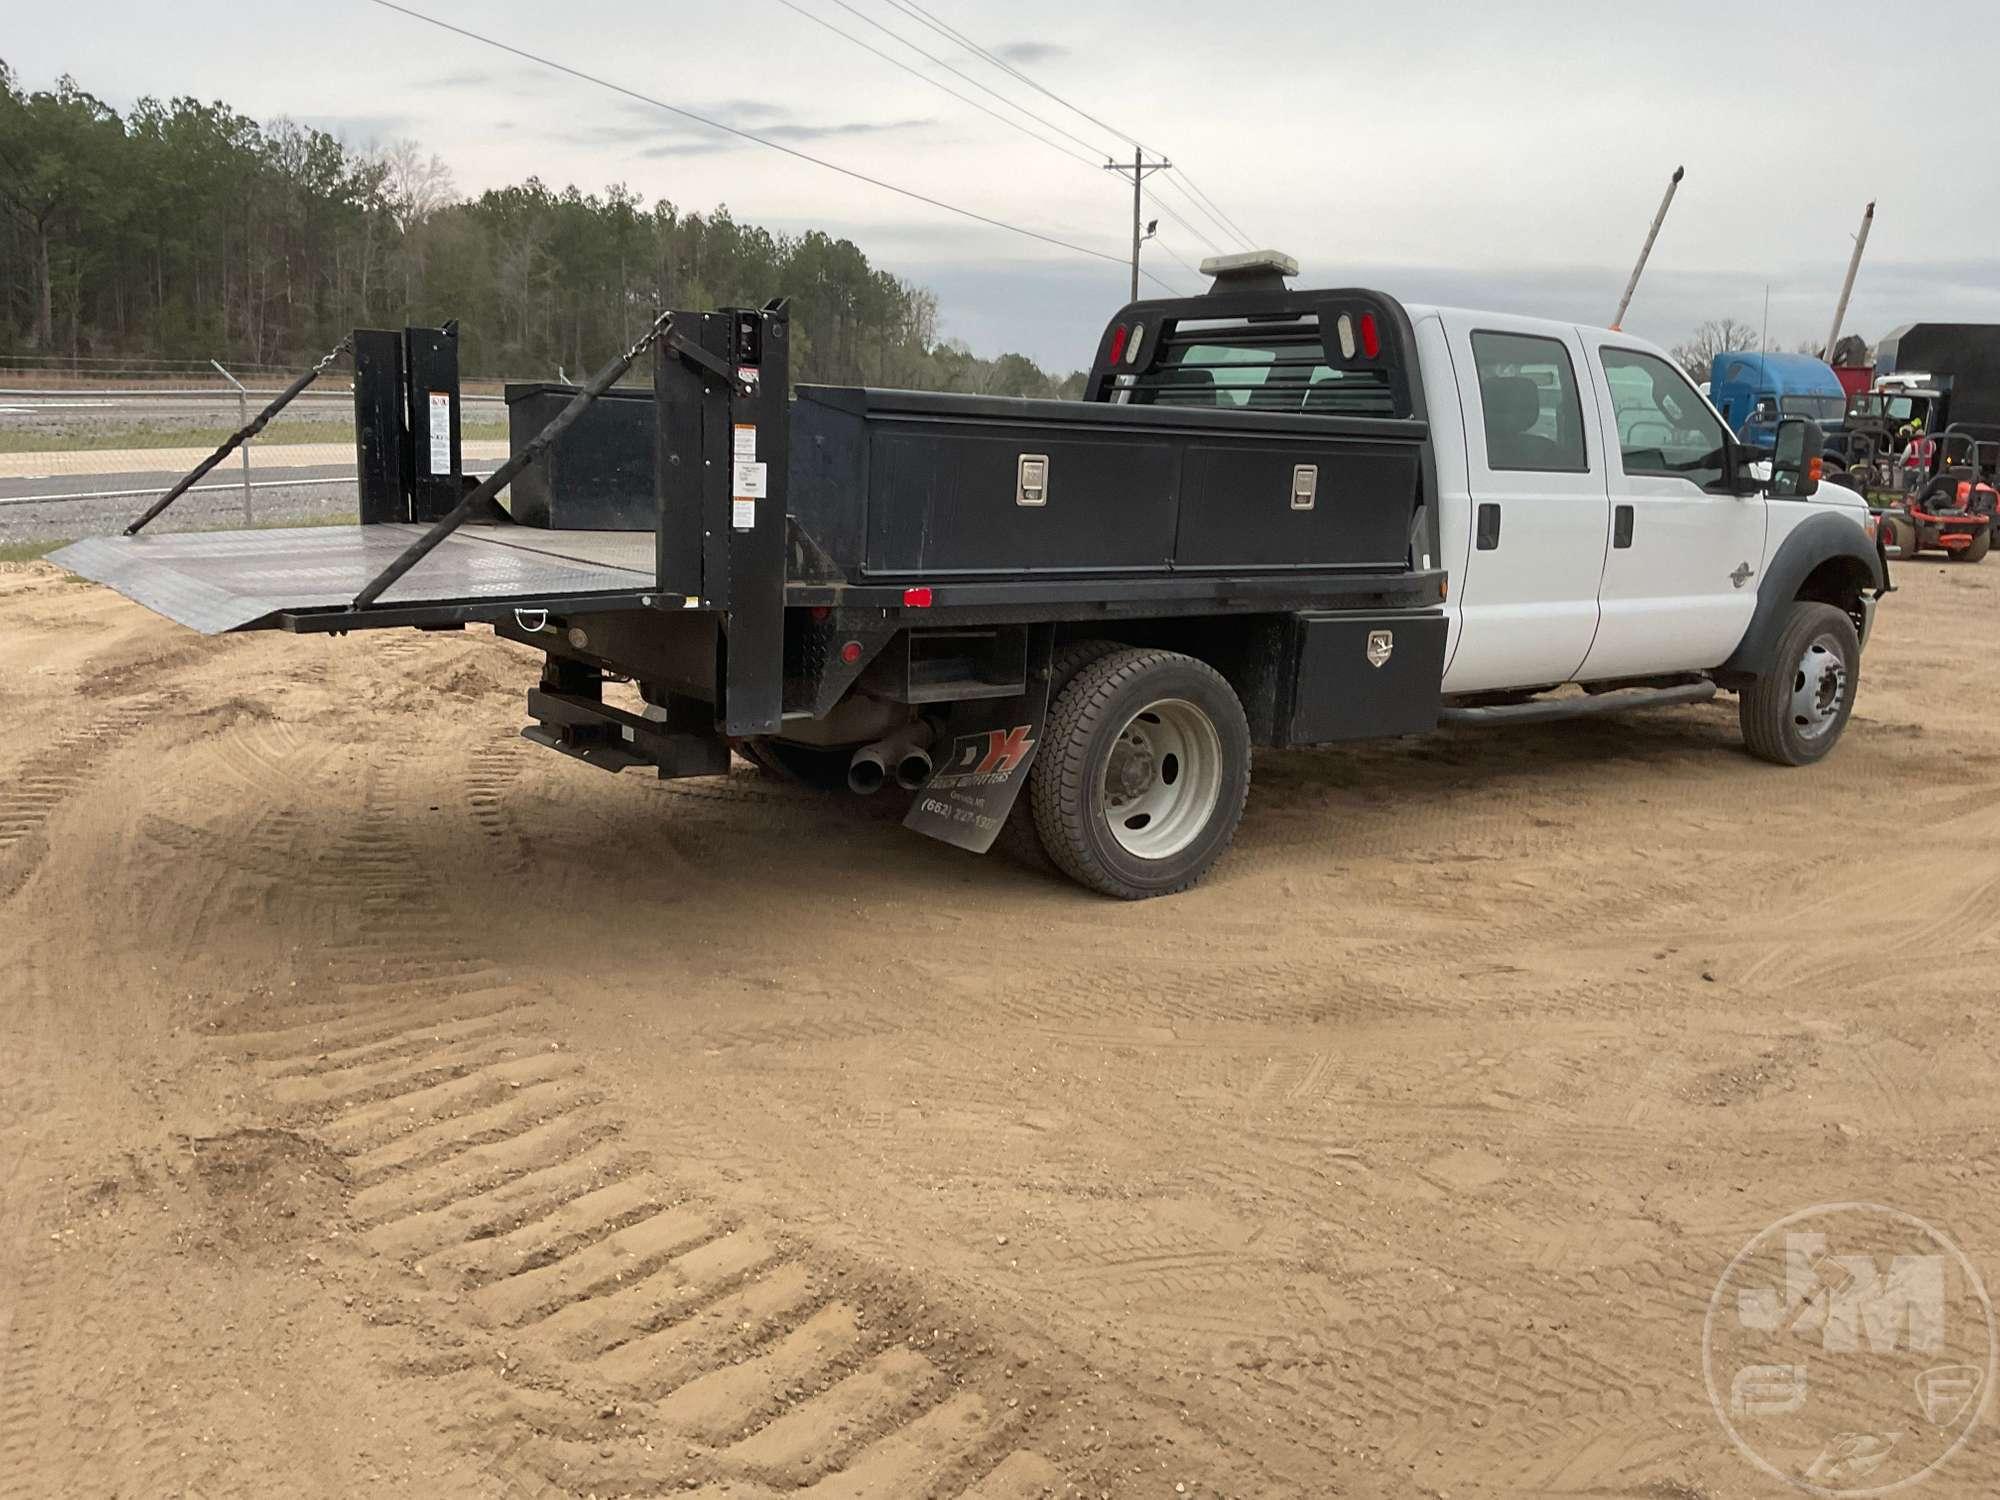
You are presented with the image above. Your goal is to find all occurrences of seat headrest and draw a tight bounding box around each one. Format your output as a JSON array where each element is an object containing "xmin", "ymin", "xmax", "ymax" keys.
[
  {"xmin": 1174, "ymin": 366, "xmax": 1219, "ymax": 406},
  {"xmin": 1483, "ymin": 375, "xmax": 1542, "ymax": 435}
]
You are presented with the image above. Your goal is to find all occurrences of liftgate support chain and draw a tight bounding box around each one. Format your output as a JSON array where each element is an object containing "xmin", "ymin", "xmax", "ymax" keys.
[
  {"xmin": 124, "ymin": 335, "xmax": 356, "ymax": 536},
  {"xmin": 350, "ymin": 309, "xmax": 679, "ymax": 611}
]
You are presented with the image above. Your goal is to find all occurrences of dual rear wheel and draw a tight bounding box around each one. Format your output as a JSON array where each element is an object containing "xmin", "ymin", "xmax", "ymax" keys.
[{"xmin": 1024, "ymin": 646, "xmax": 1251, "ymax": 900}]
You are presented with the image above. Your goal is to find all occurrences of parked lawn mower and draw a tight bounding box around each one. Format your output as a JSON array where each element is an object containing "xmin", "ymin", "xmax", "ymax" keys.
[{"xmin": 1878, "ymin": 458, "xmax": 1998, "ymax": 562}]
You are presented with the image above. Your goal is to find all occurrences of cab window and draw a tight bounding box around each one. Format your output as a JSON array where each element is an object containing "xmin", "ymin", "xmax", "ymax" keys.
[
  {"xmin": 1599, "ymin": 347, "xmax": 1727, "ymax": 490},
  {"xmin": 1134, "ymin": 330, "xmax": 1395, "ymax": 415},
  {"xmin": 1782, "ymin": 393, "xmax": 1845, "ymax": 421},
  {"xmin": 1470, "ymin": 331, "xmax": 1587, "ymax": 473}
]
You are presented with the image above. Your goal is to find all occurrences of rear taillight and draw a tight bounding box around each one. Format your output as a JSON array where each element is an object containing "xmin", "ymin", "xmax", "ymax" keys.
[
  {"xmin": 1107, "ymin": 324, "xmax": 1129, "ymax": 366},
  {"xmin": 1359, "ymin": 313, "xmax": 1381, "ymax": 359}
]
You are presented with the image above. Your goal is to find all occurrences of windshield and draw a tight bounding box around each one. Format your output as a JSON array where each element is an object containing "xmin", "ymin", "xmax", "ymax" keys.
[
  {"xmin": 1850, "ymin": 394, "xmax": 1922, "ymax": 422},
  {"xmin": 1780, "ymin": 394, "xmax": 1846, "ymax": 421}
]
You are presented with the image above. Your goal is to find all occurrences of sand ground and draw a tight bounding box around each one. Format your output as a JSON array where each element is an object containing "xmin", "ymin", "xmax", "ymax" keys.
[{"xmin": 2, "ymin": 557, "xmax": 1996, "ymax": 1499}]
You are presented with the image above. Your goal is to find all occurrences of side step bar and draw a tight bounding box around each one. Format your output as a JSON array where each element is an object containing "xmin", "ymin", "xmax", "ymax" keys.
[
  {"xmin": 1439, "ymin": 680, "xmax": 1716, "ymax": 727},
  {"xmin": 523, "ymin": 688, "xmax": 729, "ymax": 778}
]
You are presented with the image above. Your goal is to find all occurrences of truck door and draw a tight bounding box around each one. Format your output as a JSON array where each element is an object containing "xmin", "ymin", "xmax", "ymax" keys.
[
  {"xmin": 1437, "ymin": 315, "xmax": 1610, "ymax": 694},
  {"xmin": 1578, "ymin": 343, "xmax": 1767, "ymax": 680}
]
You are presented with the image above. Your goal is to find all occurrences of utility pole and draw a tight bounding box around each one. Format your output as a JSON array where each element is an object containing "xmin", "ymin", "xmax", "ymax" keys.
[
  {"xmin": 1104, "ymin": 147, "xmax": 1171, "ymax": 301},
  {"xmin": 1823, "ymin": 200, "xmax": 1875, "ymax": 360},
  {"xmin": 1611, "ymin": 164, "xmax": 1685, "ymax": 330}
]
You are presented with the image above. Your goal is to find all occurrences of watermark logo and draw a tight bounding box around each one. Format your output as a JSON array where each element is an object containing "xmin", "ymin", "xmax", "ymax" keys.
[{"xmin": 1704, "ymin": 1203, "xmax": 1996, "ymax": 1496}]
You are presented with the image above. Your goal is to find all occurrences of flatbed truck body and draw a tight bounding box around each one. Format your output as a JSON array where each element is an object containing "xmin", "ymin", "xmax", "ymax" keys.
[{"xmin": 56, "ymin": 256, "xmax": 1887, "ymax": 897}]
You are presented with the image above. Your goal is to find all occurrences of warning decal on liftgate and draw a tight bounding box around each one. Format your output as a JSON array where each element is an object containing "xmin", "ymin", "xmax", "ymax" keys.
[
  {"xmin": 427, "ymin": 391, "xmax": 451, "ymax": 475},
  {"xmin": 731, "ymin": 457, "xmax": 767, "ymax": 530}
]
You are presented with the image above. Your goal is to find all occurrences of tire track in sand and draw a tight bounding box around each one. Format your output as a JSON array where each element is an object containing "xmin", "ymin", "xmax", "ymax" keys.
[{"xmin": 189, "ymin": 756, "xmax": 1067, "ymax": 1498}]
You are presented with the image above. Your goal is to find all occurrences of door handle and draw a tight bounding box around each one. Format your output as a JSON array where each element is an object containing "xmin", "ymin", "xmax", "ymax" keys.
[
  {"xmin": 1476, "ymin": 502, "xmax": 1501, "ymax": 550},
  {"xmin": 1614, "ymin": 504, "xmax": 1634, "ymax": 549}
]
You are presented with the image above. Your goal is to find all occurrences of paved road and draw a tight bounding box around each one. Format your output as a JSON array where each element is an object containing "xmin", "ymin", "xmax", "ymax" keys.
[
  {"xmin": 0, "ymin": 444, "xmax": 508, "ymax": 547},
  {"xmin": 0, "ymin": 468, "xmax": 364, "ymax": 544}
]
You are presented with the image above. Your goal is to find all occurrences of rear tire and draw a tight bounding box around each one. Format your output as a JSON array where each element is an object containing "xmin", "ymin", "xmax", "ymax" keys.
[
  {"xmin": 1739, "ymin": 601, "xmax": 1860, "ymax": 767},
  {"xmin": 1029, "ymin": 648, "xmax": 1250, "ymax": 899},
  {"xmin": 994, "ymin": 639, "xmax": 1132, "ymax": 872},
  {"xmin": 1953, "ymin": 527, "xmax": 1991, "ymax": 563}
]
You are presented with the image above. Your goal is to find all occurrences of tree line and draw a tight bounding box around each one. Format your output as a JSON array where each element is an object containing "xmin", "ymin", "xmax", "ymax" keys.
[{"xmin": 0, "ymin": 63, "xmax": 1084, "ymax": 396}]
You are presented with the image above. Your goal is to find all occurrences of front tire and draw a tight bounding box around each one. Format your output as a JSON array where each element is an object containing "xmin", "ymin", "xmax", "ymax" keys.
[
  {"xmin": 1029, "ymin": 649, "xmax": 1250, "ymax": 899},
  {"xmin": 1739, "ymin": 602, "xmax": 1860, "ymax": 767},
  {"xmin": 1953, "ymin": 527, "xmax": 1991, "ymax": 563},
  {"xmin": 1881, "ymin": 513, "xmax": 1920, "ymax": 560}
]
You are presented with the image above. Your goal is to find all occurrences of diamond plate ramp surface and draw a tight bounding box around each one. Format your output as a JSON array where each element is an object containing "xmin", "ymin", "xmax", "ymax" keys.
[{"xmin": 51, "ymin": 524, "xmax": 656, "ymax": 635}]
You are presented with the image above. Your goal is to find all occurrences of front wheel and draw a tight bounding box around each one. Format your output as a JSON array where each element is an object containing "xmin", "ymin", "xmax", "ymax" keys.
[
  {"xmin": 1952, "ymin": 527, "xmax": 1991, "ymax": 563},
  {"xmin": 1029, "ymin": 649, "xmax": 1251, "ymax": 899},
  {"xmin": 1881, "ymin": 513, "xmax": 1920, "ymax": 560},
  {"xmin": 1739, "ymin": 602, "xmax": 1861, "ymax": 767}
]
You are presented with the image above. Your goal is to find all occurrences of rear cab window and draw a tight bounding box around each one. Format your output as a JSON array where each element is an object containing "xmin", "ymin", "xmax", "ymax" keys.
[{"xmin": 1125, "ymin": 320, "xmax": 1397, "ymax": 416}]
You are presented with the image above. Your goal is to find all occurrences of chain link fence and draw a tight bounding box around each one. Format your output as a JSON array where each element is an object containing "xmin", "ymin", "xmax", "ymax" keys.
[{"xmin": 0, "ymin": 371, "xmax": 509, "ymax": 551}]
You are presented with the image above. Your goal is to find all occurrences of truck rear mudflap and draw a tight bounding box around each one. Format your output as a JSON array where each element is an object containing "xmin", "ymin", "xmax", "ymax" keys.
[{"xmin": 50, "ymin": 522, "xmax": 659, "ymax": 635}]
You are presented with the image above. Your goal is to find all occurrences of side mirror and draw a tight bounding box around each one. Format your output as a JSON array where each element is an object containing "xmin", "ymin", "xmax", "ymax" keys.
[{"xmin": 1771, "ymin": 416, "xmax": 1823, "ymax": 498}]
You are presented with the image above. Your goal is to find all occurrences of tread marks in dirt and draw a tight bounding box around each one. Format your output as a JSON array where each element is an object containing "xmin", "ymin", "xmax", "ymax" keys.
[
  {"xmin": 0, "ymin": 696, "xmax": 163, "ymax": 899},
  {"xmin": 200, "ymin": 771, "xmax": 1061, "ymax": 1498}
]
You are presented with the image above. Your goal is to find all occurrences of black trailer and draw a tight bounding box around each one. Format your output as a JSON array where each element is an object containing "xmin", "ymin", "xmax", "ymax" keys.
[
  {"xmin": 56, "ymin": 278, "xmax": 1450, "ymax": 898},
  {"xmin": 1876, "ymin": 322, "xmax": 2000, "ymax": 429}
]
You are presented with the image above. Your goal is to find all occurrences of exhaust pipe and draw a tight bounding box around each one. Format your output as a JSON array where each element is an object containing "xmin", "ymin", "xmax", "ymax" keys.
[
  {"xmin": 894, "ymin": 746, "xmax": 933, "ymax": 791},
  {"xmin": 847, "ymin": 724, "xmax": 933, "ymax": 795},
  {"xmin": 847, "ymin": 745, "xmax": 889, "ymax": 795}
]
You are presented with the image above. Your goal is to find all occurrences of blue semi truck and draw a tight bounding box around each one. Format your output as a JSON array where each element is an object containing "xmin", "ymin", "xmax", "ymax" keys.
[{"xmin": 1707, "ymin": 351, "xmax": 1848, "ymax": 451}]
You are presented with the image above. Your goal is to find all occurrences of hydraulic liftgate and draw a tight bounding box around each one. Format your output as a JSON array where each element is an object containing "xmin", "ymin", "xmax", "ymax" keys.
[{"xmin": 52, "ymin": 302, "xmax": 793, "ymax": 736}]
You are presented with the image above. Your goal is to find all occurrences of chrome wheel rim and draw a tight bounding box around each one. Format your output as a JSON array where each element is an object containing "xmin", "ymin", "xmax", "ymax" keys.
[
  {"xmin": 1790, "ymin": 633, "xmax": 1848, "ymax": 742},
  {"xmin": 1101, "ymin": 697, "xmax": 1223, "ymax": 859}
]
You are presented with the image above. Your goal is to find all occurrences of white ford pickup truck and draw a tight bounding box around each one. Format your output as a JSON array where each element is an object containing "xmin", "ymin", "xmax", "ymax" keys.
[{"xmin": 56, "ymin": 252, "xmax": 1889, "ymax": 897}]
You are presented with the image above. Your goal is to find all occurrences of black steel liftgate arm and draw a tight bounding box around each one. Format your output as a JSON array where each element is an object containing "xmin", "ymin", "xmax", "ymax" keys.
[
  {"xmin": 350, "ymin": 309, "xmax": 680, "ymax": 611},
  {"xmin": 124, "ymin": 335, "xmax": 355, "ymax": 536}
]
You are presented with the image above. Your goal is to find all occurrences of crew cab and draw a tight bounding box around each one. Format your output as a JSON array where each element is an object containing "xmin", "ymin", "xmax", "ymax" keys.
[{"xmin": 56, "ymin": 252, "xmax": 1888, "ymax": 899}]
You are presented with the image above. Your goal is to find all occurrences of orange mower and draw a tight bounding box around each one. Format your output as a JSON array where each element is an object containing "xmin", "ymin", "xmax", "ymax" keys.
[{"xmin": 1878, "ymin": 444, "xmax": 1999, "ymax": 563}]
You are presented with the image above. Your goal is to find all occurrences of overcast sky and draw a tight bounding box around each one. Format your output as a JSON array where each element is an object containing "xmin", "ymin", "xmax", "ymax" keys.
[{"xmin": 9, "ymin": 0, "xmax": 1999, "ymax": 370}]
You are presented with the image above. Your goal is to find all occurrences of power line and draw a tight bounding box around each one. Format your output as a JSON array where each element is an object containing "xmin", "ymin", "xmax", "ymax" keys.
[
  {"xmin": 769, "ymin": 0, "xmax": 1099, "ymax": 168},
  {"xmin": 881, "ymin": 0, "xmax": 1260, "ymax": 249},
  {"xmin": 822, "ymin": 0, "xmax": 1110, "ymax": 162},
  {"xmin": 364, "ymin": 0, "xmax": 1144, "ymax": 276},
  {"xmin": 1149, "ymin": 195, "xmax": 1223, "ymax": 255},
  {"xmin": 1150, "ymin": 234, "xmax": 1204, "ymax": 282},
  {"xmin": 884, "ymin": 0, "xmax": 1145, "ymax": 153},
  {"xmin": 1173, "ymin": 173, "xmax": 1258, "ymax": 249},
  {"xmin": 761, "ymin": 0, "xmax": 1187, "ymax": 296},
  {"xmin": 1154, "ymin": 176, "xmax": 1251, "ymax": 252}
]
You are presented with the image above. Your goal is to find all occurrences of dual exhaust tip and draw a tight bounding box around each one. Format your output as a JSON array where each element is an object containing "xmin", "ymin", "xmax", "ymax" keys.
[{"xmin": 847, "ymin": 726, "xmax": 933, "ymax": 795}]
